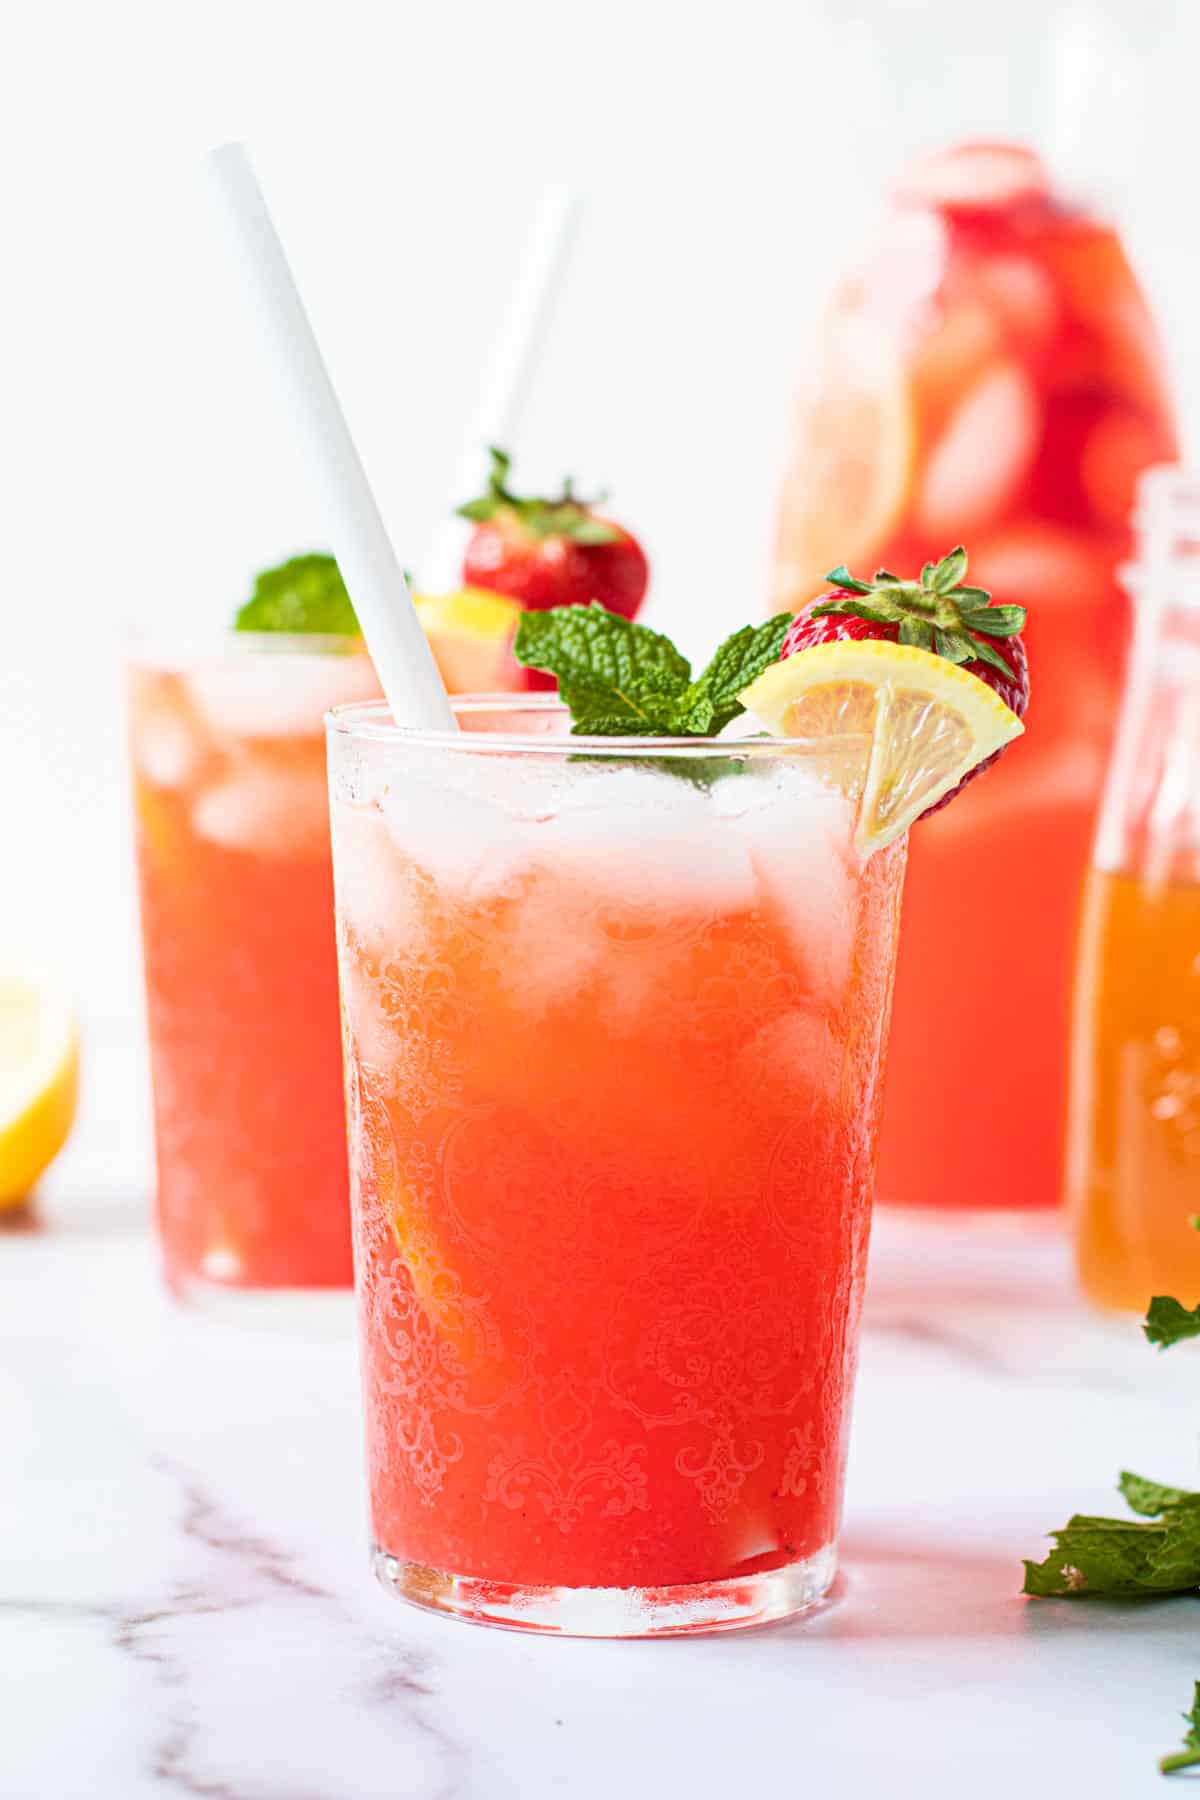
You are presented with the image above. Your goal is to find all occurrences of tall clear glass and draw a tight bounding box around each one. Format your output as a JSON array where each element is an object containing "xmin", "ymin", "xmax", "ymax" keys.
[
  {"xmin": 328, "ymin": 697, "xmax": 907, "ymax": 1635},
  {"xmin": 128, "ymin": 636, "xmax": 380, "ymax": 1315},
  {"xmin": 773, "ymin": 0, "xmax": 1179, "ymax": 1213},
  {"xmin": 1070, "ymin": 467, "xmax": 1200, "ymax": 1309}
]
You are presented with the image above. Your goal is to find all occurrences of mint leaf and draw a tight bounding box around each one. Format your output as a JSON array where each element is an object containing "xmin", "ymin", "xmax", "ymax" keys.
[
  {"xmin": 235, "ymin": 553, "xmax": 359, "ymax": 636},
  {"xmin": 1145, "ymin": 1296, "xmax": 1200, "ymax": 1350},
  {"xmin": 1148, "ymin": 1498, "xmax": 1200, "ymax": 1589},
  {"xmin": 1023, "ymin": 1481, "xmax": 1200, "ymax": 1597},
  {"xmin": 513, "ymin": 604, "xmax": 789, "ymax": 743},
  {"xmin": 1121, "ymin": 1472, "xmax": 1197, "ymax": 1517},
  {"xmin": 679, "ymin": 615, "xmax": 792, "ymax": 736},
  {"xmin": 1161, "ymin": 1683, "xmax": 1200, "ymax": 1775},
  {"xmin": 1022, "ymin": 1514, "xmax": 1174, "ymax": 1597},
  {"xmin": 513, "ymin": 604, "xmax": 691, "ymax": 734}
]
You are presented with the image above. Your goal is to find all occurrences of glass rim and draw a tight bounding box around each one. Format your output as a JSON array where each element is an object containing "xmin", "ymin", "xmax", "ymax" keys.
[
  {"xmin": 127, "ymin": 628, "xmax": 364, "ymax": 666},
  {"xmin": 325, "ymin": 694, "xmax": 867, "ymax": 760}
]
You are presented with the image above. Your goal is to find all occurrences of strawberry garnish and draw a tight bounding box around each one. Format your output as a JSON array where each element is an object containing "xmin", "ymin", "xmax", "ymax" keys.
[
  {"xmin": 457, "ymin": 447, "xmax": 649, "ymax": 621},
  {"xmin": 781, "ymin": 546, "xmax": 1028, "ymax": 813}
]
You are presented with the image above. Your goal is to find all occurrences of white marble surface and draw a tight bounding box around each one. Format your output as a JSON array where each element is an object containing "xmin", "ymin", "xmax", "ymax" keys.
[{"xmin": 5, "ymin": 1076, "xmax": 1199, "ymax": 1799}]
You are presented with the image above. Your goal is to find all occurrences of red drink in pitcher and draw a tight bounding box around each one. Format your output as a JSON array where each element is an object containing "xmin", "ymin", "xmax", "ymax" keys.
[{"xmin": 773, "ymin": 143, "xmax": 1178, "ymax": 1210}]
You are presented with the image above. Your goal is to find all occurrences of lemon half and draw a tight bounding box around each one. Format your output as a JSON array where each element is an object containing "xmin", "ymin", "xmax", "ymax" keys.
[
  {"xmin": 0, "ymin": 975, "xmax": 79, "ymax": 1206},
  {"xmin": 739, "ymin": 638, "xmax": 1024, "ymax": 855}
]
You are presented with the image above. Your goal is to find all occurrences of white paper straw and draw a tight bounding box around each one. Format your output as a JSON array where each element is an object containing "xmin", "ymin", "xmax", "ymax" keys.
[
  {"xmin": 421, "ymin": 184, "xmax": 581, "ymax": 590},
  {"xmin": 204, "ymin": 142, "xmax": 456, "ymax": 731}
]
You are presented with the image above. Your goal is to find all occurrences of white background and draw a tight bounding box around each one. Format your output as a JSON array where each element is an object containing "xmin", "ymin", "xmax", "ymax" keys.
[{"xmin": 3, "ymin": 0, "xmax": 1200, "ymax": 1127}]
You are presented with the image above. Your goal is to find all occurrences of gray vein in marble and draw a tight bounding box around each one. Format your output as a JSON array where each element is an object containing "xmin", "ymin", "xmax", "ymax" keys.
[{"xmin": 102, "ymin": 1454, "xmax": 464, "ymax": 1800}]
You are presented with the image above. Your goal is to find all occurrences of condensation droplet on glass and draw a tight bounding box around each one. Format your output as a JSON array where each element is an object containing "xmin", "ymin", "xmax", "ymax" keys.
[
  {"xmin": 1152, "ymin": 1093, "xmax": 1185, "ymax": 1120},
  {"xmin": 1156, "ymin": 1025, "xmax": 1183, "ymax": 1057}
]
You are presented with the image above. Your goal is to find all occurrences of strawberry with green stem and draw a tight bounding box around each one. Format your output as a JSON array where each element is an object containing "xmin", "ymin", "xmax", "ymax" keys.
[
  {"xmin": 779, "ymin": 545, "xmax": 1028, "ymax": 812},
  {"xmin": 458, "ymin": 448, "xmax": 649, "ymax": 691}
]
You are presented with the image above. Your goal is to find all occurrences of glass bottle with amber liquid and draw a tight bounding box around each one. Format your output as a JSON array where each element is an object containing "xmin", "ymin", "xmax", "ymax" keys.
[{"xmin": 1070, "ymin": 468, "xmax": 1200, "ymax": 1310}]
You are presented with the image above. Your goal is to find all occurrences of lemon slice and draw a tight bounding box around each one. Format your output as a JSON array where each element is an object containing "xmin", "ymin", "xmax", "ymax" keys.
[
  {"xmin": 414, "ymin": 587, "xmax": 523, "ymax": 694},
  {"xmin": 0, "ymin": 975, "xmax": 79, "ymax": 1206},
  {"xmin": 739, "ymin": 639, "xmax": 1024, "ymax": 855},
  {"xmin": 771, "ymin": 316, "xmax": 914, "ymax": 610}
]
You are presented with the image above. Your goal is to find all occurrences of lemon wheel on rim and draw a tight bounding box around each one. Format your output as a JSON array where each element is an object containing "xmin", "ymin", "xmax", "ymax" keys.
[{"xmin": 739, "ymin": 638, "xmax": 1025, "ymax": 855}]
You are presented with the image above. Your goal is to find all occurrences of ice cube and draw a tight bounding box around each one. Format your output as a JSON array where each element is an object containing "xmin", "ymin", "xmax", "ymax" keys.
[
  {"xmin": 331, "ymin": 803, "xmax": 428, "ymax": 951},
  {"xmin": 557, "ymin": 765, "xmax": 713, "ymax": 821},
  {"xmin": 542, "ymin": 770, "xmax": 757, "ymax": 917},
  {"xmin": 493, "ymin": 877, "xmax": 608, "ymax": 1015},
  {"xmin": 192, "ymin": 765, "xmax": 330, "ymax": 856},
  {"xmin": 742, "ymin": 1009, "xmax": 842, "ymax": 1108},
  {"xmin": 133, "ymin": 703, "xmax": 206, "ymax": 788},
  {"xmin": 129, "ymin": 672, "xmax": 208, "ymax": 789},
  {"xmin": 381, "ymin": 777, "xmax": 512, "ymax": 892},
  {"xmin": 737, "ymin": 768, "xmax": 856, "ymax": 995},
  {"xmin": 185, "ymin": 652, "xmax": 380, "ymax": 742}
]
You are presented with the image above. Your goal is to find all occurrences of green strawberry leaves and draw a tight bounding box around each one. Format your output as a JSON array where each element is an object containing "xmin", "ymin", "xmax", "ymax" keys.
[
  {"xmin": 814, "ymin": 545, "xmax": 1024, "ymax": 681},
  {"xmin": 514, "ymin": 602, "xmax": 792, "ymax": 740},
  {"xmin": 457, "ymin": 447, "xmax": 621, "ymax": 545},
  {"xmin": 234, "ymin": 552, "xmax": 360, "ymax": 636}
]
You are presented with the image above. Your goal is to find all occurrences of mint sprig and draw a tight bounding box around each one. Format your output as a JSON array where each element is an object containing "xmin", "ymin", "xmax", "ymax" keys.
[
  {"xmin": 1022, "ymin": 1476, "xmax": 1200, "ymax": 1597},
  {"xmin": 1161, "ymin": 1685, "xmax": 1200, "ymax": 1776},
  {"xmin": 513, "ymin": 602, "xmax": 792, "ymax": 738},
  {"xmin": 1023, "ymin": 1253, "xmax": 1200, "ymax": 1776},
  {"xmin": 234, "ymin": 553, "xmax": 360, "ymax": 635}
]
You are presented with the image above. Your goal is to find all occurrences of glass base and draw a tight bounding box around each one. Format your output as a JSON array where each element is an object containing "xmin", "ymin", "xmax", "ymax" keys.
[
  {"xmin": 173, "ymin": 1276, "xmax": 355, "ymax": 1337},
  {"xmin": 371, "ymin": 1542, "xmax": 837, "ymax": 1637}
]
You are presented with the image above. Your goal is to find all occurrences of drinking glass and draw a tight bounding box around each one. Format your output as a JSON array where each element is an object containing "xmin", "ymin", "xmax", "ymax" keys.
[
  {"xmin": 328, "ymin": 696, "xmax": 907, "ymax": 1635},
  {"xmin": 128, "ymin": 635, "xmax": 379, "ymax": 1316}
]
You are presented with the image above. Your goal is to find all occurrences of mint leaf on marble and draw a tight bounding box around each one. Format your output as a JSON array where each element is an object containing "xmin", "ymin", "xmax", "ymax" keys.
[
  {"xmin": 1121, "ymin": 1472, "xmax": 1197, "ymax": 1518},
  {"xmin": 1144, "ymin": 1296, "xmax": 1200, "ymax": 1351},
  {"xmin": 1161, "ymin": 1683, "xmax": 1200, "ymax": 1776},
  {"xmin": 235, "ymin": 553, "xmax": 360, "ymax": 636},
  {"xmin": 513, "ymin": 602, "xmax": 791, "ymax": 739},
  {"xmin": 1023, "ymin": 1479, "xmax": 1200, "ymax": 1598}
]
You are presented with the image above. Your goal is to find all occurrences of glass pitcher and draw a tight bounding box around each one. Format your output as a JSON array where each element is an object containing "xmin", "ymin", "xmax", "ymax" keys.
[
  {"xmin": 773, "ymin": 0, "xmax": 1180, "ymax": 1213},
  {"xmin": 1069, "ymin": 467, "xmax": 1200, "ymax": 1309}
]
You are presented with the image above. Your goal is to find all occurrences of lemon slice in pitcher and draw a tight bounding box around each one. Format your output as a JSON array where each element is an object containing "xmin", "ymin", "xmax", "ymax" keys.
[{"xmin": 739, "ymin": 638, "xmax": 1024, "ymax": 855}]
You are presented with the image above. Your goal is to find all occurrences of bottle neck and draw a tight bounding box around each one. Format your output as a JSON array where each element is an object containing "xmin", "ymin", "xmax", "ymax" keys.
[{"xmin": 1094, "ymin": 467, "xmax": 1200, "ymax": 880}]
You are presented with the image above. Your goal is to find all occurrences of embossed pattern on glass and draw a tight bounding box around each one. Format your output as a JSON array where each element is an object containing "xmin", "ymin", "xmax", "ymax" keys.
[
  {"xmin": 329, "ymin": 699, "xmax": 906, "ymax": 1633},
  {"xmin": 128, "ymin": 639, "xmax": 380, "ymax": 1294}
]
